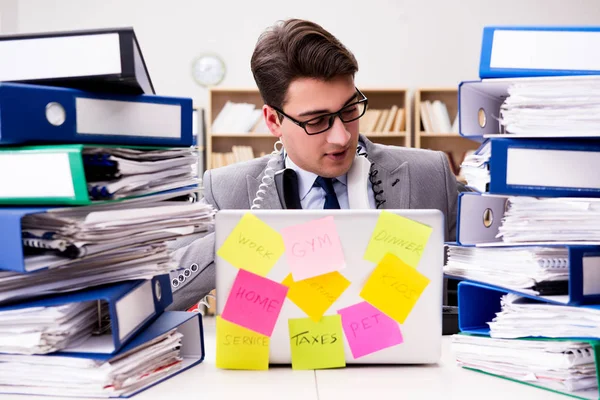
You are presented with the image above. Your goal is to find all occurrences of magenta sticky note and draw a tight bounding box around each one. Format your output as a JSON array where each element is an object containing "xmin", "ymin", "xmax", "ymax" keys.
[
  {"xmin": 221, "ymin": 269, "xmax": 288, "ymax": 337},
  {"xmin": 280, "ymin": 216, "xmax": 346, "ymax": 281},
  {"xmin": 337, "ymin": 301, "xmax": 403, "ymax": 359}
]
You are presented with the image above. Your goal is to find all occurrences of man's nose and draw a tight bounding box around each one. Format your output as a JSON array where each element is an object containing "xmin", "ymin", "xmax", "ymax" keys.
[{"xmin": 325, "ymin": 116, "xmax": 350, "ymax": 146}]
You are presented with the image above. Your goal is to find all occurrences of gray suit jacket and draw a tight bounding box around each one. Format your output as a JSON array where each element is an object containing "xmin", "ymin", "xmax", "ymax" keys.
[{"xmin": 166, "ymin": 135, "xmax": 459, "ymax": 311}]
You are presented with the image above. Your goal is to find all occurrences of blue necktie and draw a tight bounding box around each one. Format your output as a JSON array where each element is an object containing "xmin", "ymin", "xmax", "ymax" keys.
[{"xmin": 314, "ymin": 176, "xmax": 341, "ymax": 209}]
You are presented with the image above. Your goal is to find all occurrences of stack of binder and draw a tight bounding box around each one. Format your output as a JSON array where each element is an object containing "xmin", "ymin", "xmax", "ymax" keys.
[
  {"xmin": 0, "ymin": 28, "xmax": 209, "ymax": 397},
  {"xmin": 445, "ymin": 26, "xmax": 600, "ymax": 400}
]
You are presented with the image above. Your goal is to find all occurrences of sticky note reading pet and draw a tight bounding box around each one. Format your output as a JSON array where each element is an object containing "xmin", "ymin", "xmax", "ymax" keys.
[
  {"xmin": 281, "ymin": 216, "xmax": 346, "ymax": 281},
  {"xmin": 363, "ymin": 211, "xmax": 432, "ymax": 267},
  {"xmin": 216, "ymin": 213, "xmax": 285, "ymax": 276},
  {"xmin": 221, "ymin": 269, "xmax": 288, "ymax": 337},
  {"xmin": 282, "ymin": 272, "xmax": 350, "ymax": 322},
  {"xmin": 216, "ymin": 316, "xmax": 270, "ymax": 370},
  {"xmin": 360, "ymin": 253, "xmax": 430, "ymax": 324},
  {"xmin": 337, "ymin": 301, "xmax": 403, "ymax": 359},
  {"xmin": 288, "ymin": 315, "xmax": 346, "ymax": 370}
]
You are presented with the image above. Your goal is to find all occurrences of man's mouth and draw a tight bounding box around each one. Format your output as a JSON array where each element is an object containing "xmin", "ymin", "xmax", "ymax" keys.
[{"xmin": 325, "ymin": 148, "xmax": 348, "ymax": 161}]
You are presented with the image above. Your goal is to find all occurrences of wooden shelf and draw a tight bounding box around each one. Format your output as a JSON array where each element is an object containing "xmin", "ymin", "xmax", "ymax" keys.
[{"xmin": 211, "ymin": 133, "xmax": 274, "ymax": 138}]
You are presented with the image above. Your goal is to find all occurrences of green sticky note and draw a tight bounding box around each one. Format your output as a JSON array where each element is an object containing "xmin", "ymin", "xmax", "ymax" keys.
[
  {"xmin": 288, "ymin": 315, "xmax": 346, "ymax": 370},
  {"xmin": 363, "ymin": 210, "xmax": 433, "ymax": 267}
]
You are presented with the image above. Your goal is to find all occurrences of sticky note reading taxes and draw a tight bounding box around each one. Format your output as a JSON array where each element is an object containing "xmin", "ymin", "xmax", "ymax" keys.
[
  {"xmin": 363, "ymin": 210, "xmax": 432, "ymax": 267},
  {"xmin": 337, "ymin": 301, "xmax": 403, "ymax": 359},
  {"xmin": 282, "ymin": 271, "xmax": 350, "ymax": 322},
  {"xmin": 360, "ymin": 253, "xmax": 430, "ymax": 324},
  {"xmin": 216, "ymin": 316, "xmax": 269, "ymax": 370},
  {"xmin": 221, "ymin": 269, "xmax": 288, "ymax": 337},
  {"xmin": 288, "ymin": 315, "xmax": 346, "ymax": 370},
  {"xmin": 280, "ymin": 216, "xmax": 346, "ymax": 281},
  {"xmin": 216, "ymin": 213, "xmax": 284, "ymax": 276}
]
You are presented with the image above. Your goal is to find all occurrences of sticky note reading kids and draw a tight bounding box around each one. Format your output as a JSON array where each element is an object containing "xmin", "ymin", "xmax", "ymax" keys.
[
  {"xmin": 216, "ymin": 316, "xmax": 270, "ymax": 370},
  {"xmin": 337, "ymin": 301, "xmax": 403, "ymax": 359},
  {"xmin": 288, "ymin": 315, "xmax": 346, "ymax": 370},
  {"xmin": 221, "ymin": 269, "xmax": 288, "ymax": 337},
  {"xmin": 363, "ymin": 210, "xmax": 432, "ymax": 267},
  {"xmin": 360, "ymin": 253, "xmax": 430, "ymax": 324},
  {"xmin": 216, "ymin": 213, "xmax": 285, "ymax": 276},
  {"xmin": 282, "ymin": 271, "xmax": 350, "ymax": 322},
  {"xmin": 280, "ymin": 216, "xmax": 345, "ymax": 281}
]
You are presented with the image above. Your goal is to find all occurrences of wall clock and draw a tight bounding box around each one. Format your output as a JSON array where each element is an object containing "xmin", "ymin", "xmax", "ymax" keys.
[{"xmin": 191, "ymin": 53, "xmax": 226, "ymax": 87}]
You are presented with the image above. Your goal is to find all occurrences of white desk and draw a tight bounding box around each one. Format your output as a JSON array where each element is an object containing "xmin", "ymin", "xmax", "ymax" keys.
[{"xmin": 0, "ymin": 316, "xmax": 567, "ymax": 400}]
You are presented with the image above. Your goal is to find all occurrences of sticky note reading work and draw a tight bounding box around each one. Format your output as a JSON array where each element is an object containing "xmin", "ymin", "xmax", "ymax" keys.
[
  {"xmin": 282, "ymin": 272, "xmax": 350, "ymax": 322},
  {"xmin": 221, "ymin": 269, "xmax": 288, "ymax": 337},
  {"xmin": 280, "ymin": 216, "xmax": 346, "ymax": 281},
  {"xmin": 288, "ymin": 315, "xmax": 346, "ymax": 370},
  {"xmin": 337, "ymin": 301, "xmax": 403, "ymax": 359},
  {"xmin": 363, "ymin": 210, "xmax": 432, "ymax": 267},
  {"xmin": 360, "ymin": 253, "xmax": 430, "ymax": 324},
  {"xmin": 216, "ymin": 316, "xmax": 269, "ymax": 370},
  {"xmin": 216, "ymin": 213, "xmax": 285, "ymax": 276}
]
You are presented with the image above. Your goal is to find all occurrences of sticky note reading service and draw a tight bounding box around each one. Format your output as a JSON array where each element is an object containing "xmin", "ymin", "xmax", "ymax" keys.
[
  {"xmin": 360, "ymin": 253, "xmax": 430, "ymax": 324},
  {"xmin": 221, "ymin": 269, "xmax": 288, "ymax": 337},
  {"xmin": 337, "ymin": 301, "xmax": 403, "ymax": 359},
  {"xmin": 282, "ymin": 272, "xmax": 350, "ymax": 322},
  {"xmin": 216, "ymin": 316, "xmax": 270, "ymax": 370},
  {"xmin": 363, "ymin": 210, "xmax": 432, "ymax": 267},
  {"xmin": 216, "ymin": 213, "xmax": 285, "ymax": 276},
  {"xmin": 288, "ymin": 315, "xmax": 346, "ymax": 370},
  {"xmin": 280, "ymin": 216, "xmax": 346, "ymax": 281}
]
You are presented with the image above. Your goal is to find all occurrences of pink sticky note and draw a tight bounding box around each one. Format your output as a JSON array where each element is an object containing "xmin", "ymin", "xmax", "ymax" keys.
[
  {"xmin": 221, "ymin": 269, "xmax": 288, "ymax": 337},
  {"xmin": 280, "ymin": 216, "xmax": 345, "ymax": 281},
  {"xmin": 337, "ymin": 301, "xmax": 403, "ymax": 359}
]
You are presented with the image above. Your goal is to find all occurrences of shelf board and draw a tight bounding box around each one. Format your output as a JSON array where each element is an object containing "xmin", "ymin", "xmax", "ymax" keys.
[
  {"xmin": 211, "ymin": 133, "xmax": 274, "ymax": 138},
  {"xmin": 364, "ymin": 132, "xmax": 406, "ymax": 138},
  {"xmin": 419, "ymin": 133, "xmax": 463, "ymax": 138}
]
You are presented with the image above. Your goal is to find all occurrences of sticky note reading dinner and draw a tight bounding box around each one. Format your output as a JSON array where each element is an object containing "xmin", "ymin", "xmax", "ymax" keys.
[
  {"xmin": 363, "ymin": 210, "xmax": 433, "ymax": 267},
  {"xmin": 216, "ymin": 213, "xmax": 285, "ymax": 276}
]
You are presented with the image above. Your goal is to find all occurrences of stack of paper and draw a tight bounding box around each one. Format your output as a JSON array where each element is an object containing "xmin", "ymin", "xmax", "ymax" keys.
[
  {"xmin": 460, "ymin": 140, "xmax": 490, "ymax": 192},
  {"xmin": 497, "ymin": 197, "xmax": 600, "ymax": 243},
  {"xmin": 444, "ymin": 245, "xmax": 569, "ymax": 295},
  {"xmin": 452, "ymin": 334, "xmax": 598, "ymax": 394},
  {"xmin": 499, "ymin": 76, "xmax": 600, "ymax": 137},
  {"xmin": 488, "ymin": 293, "xmax": 600, "ymax": 339},
  {"xmin": 0, "ymin": 328, "xmax": 183, "ymax": 397}
]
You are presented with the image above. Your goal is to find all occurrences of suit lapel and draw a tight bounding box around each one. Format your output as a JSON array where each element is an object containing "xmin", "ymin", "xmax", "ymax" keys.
[
  {"xmin": 361, "ymin": 135, "xmax": 411, "ymax": 209},
  {"xmin": 246, "ymin": 154, "xmax": 284, "ymax": 210}
]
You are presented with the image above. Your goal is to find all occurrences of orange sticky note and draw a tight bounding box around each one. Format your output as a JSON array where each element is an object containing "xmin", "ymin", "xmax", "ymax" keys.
[
  {"xmin": 216, "ymin": 213, "xmax": 285, "ymax": 276},
  {"xmin": 282, "ymin": 271, "xmax": 350, "ymax": 322},
  {"xmin": 216, "ymin": 316, "xmax": 270, "ymax": 370},
  {"xmin": 359, "ymin": 253, "xmax": 430, "ymax": 324}
]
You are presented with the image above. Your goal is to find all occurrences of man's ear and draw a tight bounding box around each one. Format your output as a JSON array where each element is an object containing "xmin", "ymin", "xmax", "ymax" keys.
[{"xmin": 263, "ymin": 105, "xmax": 283, "ymax": 138}]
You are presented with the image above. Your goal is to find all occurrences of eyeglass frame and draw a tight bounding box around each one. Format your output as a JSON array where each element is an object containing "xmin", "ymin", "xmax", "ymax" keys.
[{"xmin": 269, "ymin": 88, "xmax": 369, "ymax": 135}]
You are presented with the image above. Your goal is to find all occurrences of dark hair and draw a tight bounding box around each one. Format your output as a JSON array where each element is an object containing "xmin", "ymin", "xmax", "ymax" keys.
[{"xmin": 250, "ymin": 19, "xmax": 359, "ymax": 110}]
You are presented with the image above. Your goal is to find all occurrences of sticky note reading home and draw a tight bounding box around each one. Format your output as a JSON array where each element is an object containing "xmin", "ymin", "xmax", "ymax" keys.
[
  {"xmin": 281, "ymin": 216, "xmax": 345, "ymax": 281},
  {"xmin": 363, "ymin": 210, "xmax": 432, "ymax": 267},
  {"xmin": 216, "ymin": 213, "xmax": 285, "ymax": 276}
]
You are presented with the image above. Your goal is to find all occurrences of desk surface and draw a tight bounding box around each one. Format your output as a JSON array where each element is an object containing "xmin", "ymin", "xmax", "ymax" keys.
[{"xmin": 0, "ymin": 316, "xmax": 568, "ymax": 400}]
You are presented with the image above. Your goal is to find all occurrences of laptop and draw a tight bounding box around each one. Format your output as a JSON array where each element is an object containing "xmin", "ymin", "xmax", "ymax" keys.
[{"xmin": 214, "ymin": 209, "xmax": 444, "ymax": 365}]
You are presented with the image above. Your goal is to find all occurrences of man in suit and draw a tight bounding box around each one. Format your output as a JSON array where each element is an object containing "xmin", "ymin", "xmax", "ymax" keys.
[{"xmin": 167, "ymin": 18, "xmax": 459, "ymax": 311}]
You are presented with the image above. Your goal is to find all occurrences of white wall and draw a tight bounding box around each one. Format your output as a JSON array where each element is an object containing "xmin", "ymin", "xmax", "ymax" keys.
[
  {"xmin": 0, "ymin": 0, "xmax": 18, "ymax": 33},
  {"xmin": 12, "ymin": 0, "xmax": 600, "ymax": 107}
]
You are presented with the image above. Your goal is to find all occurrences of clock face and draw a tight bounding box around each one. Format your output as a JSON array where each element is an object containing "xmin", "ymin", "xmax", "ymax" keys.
[{"xmin": 192, "ymin": 54, "xmax": 226, "ymax": 87}]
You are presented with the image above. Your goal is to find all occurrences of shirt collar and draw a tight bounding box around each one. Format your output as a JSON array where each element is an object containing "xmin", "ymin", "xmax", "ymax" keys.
[{"xmin": 284, "ymin": 152, "xmax": 348, "ymax": 201}]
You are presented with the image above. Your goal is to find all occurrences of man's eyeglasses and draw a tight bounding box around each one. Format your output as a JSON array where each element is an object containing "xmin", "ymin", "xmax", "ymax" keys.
[{"xmin": 270, "ymin": 88, "xmax": 368, "ymax": 135}]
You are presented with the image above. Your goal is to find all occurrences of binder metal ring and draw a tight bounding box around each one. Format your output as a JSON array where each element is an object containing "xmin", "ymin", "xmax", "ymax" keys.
[
  {"xmin": 483, "ymin": 208, "xmax": 494, "ymax": 228},
  {"xmin": 154, "ymin": 280, "xmax": 162, "ymax": 301},
  {"xmin": 45, "ymin": 102, "xmax": 66, "ymax": 126},
  {"xmin": 478, "ymin": 107, "xmax": 487, "ymax": 128}
]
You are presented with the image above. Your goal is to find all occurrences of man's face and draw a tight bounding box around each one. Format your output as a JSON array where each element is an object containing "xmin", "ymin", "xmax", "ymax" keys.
[{"xmin": 265, "ymin": 75, "xmax": 361, "ymax": 178}]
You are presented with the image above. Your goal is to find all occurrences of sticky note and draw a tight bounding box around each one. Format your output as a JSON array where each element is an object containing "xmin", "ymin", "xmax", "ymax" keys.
[
  {"xmin": 282, "ymin": 272, "xmax": 350, "ymax": 322},
  {"xmin": 280, "ymin": 216, "xmax": 346, "ymax": 281},
  {"xmin": 216, "ymin": 213, "xmax": 285, "ymax": 276},
  {"xmin": 363, "ymin": 210, "xmax": 432, "ymax": 267},
  {"xmin": 216, "ymin": 316, "xmax": 270, "ymax": 370},
  {"xmin": 221, "ymin": 269, "xmax": 288, "ymax": 337},
  {"xmin": 337, "ymin": 301, "xmax": 403, "ymax": 359},
  {"xmin": 288, "ymin": 315, "xmax": 346, "ymax": 370},
  {"xmin": 360, "ymin": 253, "xmax": 430, "ymax": 324}
]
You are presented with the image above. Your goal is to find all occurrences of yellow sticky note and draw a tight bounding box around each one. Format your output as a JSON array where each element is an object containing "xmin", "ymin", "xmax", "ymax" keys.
[
  {"xmin": 216, "ymin": 316, "xmax": 270, "ymax": 370},
  {"xmin": 363, "ymin": 210, "xmax": 432, "ymax": 267},
  {"xmin": 288, "ymin": 315, "xmax": 346, "ymax": 370},
  {"xmin": 216, "ymin": 213, "xmax": 285, "ymax": 276},
  {"xmin": 360, "ymin": 253, "xmax": 430, "ymax": 324},
  {"xmin": 282, "ymin": 272, "xmax": 350, "ymax": 322}
]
